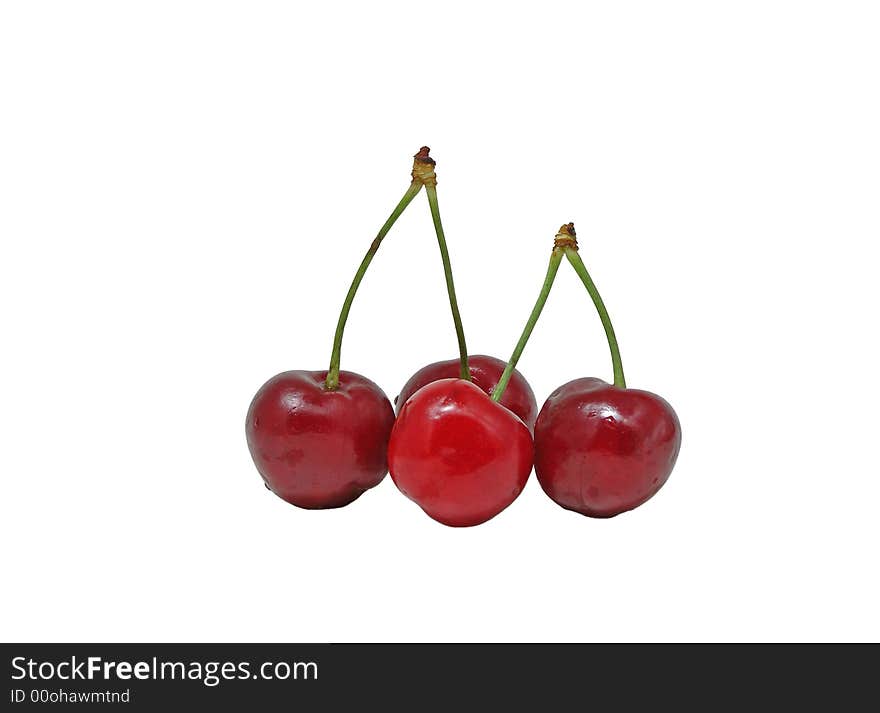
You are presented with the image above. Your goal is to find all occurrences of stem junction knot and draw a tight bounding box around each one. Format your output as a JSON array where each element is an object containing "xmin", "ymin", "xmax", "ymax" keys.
[
  {"xmin": 554, "ymin": 222, "xmax": 578, "ymax": 250},
  {"xmin": 411, "ymin": 146, "xmax": 438, "ymax": 186}
]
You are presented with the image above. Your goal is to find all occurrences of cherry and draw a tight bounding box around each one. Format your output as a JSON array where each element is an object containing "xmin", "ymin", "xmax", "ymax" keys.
[
  {"xmin": 396, "ymin": 354, "xmax": 538, "ymax": 429},
  {"xmin": 534, "ymin": 378, "xmax": 680, "ymax": 517},
  {"xmin": 495, "ymin": 223, "xmax": 681, "ymax": 518},
  {"xmin": 246, "ymin": 370, "xmax": 394, "ymax": 508},
  {"xmin": 245, "ymin": 147, "xmax": 476, "ymax": 509},
  {"xmin": 388, "ymin": 379, "xmax": 533, "ymax": 527}
]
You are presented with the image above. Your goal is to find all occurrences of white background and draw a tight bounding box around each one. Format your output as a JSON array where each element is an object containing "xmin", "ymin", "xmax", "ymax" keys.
[{"xmin": 2, "ymin": 1, "xmax": 878, "ymax": 643}]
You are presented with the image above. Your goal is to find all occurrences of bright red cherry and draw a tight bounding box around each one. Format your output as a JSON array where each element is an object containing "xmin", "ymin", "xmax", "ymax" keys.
[
  {"xmin": 388, "ymin": 379, "xmax": 533, "ymax": 527},
  {"xmin": 534, "ymin": 378, "xmax": 681, "ymax": 517},
  {"xmin": 246, "ymin": 370, "xmax": 395, "ymax": 509},
  {"xmin": 396, "ymin": 354, "xmax": 538, "ymax": 429}
]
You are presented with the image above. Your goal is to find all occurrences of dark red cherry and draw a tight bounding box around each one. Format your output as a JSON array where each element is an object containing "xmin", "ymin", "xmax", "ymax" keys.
[
  {"xmin": 534, "ymin": 377, "xmax": 681, "ymax": 518},
  {"xmin": 388, "ymin": 378, "xmax": 533, "ymax": 527},
  {"xmin": 396, "ymin": 354, "xmax": 538, "ymax": 429},
  {"xmin": 246, "ymin": 370, "xmax": 394, "ymax": 509}
]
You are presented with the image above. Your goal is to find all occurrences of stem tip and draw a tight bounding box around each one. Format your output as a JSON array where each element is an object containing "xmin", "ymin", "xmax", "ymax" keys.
[{"xmin": 413, "ymin": 146, "xmax": 435, "ymax": 165}]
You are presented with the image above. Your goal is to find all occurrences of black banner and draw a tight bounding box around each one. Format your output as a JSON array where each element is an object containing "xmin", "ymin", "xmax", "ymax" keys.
[{"xmin": 2, "ymin": 643, "xmax": 877, "ymax": 709}]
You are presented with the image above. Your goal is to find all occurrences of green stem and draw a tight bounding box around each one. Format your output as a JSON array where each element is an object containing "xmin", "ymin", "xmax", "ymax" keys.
[
  {"xmin": 492, "ymin": 249, "xmax": 564, "ymax": 402},
  {"xmin": 425, "ymin": 184, "xmax": 470, "ymax": 380},
  {"xmin": 325, "ymin": 181, "xmax": 423, "ymax": 390},
  {"xmin": 563, "ymin": 247, "xmax": 626, "ymax": 388}
]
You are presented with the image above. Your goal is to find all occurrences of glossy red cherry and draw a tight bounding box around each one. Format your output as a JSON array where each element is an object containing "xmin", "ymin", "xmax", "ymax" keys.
[
  {"xmin": 388, "ymin": 378, "xmax": 533, "ymax": 527},
  {"xmin": 396, "ymin": 354, "xmax": 538, "ymax": 429},
  {"xmin": 534, "ymin": 377, "xmax": 681, "ymax": 517},
  {"xmin": 246, "ymin": 370, "xmax": 395, "ymax": 509}
]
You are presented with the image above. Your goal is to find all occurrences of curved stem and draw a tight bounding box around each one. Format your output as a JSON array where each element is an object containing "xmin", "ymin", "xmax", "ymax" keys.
[
  {"xmin": 563, "ymin": 247, "xmax": 626, "ymax": 388},
  {"xmin": 425, "ymin": 184, "xmax": 470, "ymax": 380},
  {"xmin": 492, "ymin": 249, "xmax": 564, "ymax": 402},
  {"xmin": 325, "ymin": 181, "xmax": 423, "ymax": 390}
]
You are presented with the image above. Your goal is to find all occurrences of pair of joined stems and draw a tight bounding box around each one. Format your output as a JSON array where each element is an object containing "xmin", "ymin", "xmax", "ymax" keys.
[
  {"xmin": 491, "ymin": 232, "xmax": 626, "ymax": 403},
  {"xmin": 325, "ymin": 156, "xmax": 469, "ymax": 391}
]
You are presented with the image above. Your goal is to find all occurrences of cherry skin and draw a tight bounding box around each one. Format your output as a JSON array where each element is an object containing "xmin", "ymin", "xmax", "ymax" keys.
[
  {"xmin": 534, "ymin": 377, "xmax": 681, "ymax": 518},
  {"xmin": 245, "ymin": 370, "xmax": 395, "ymax": 509},
  {"xmin": 388, "ymin": 378, "xmax": 533, "ymax": 527},
  {"xmin": 395, "ymin": 354, "xmax": 538, "ymax": 430}
]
